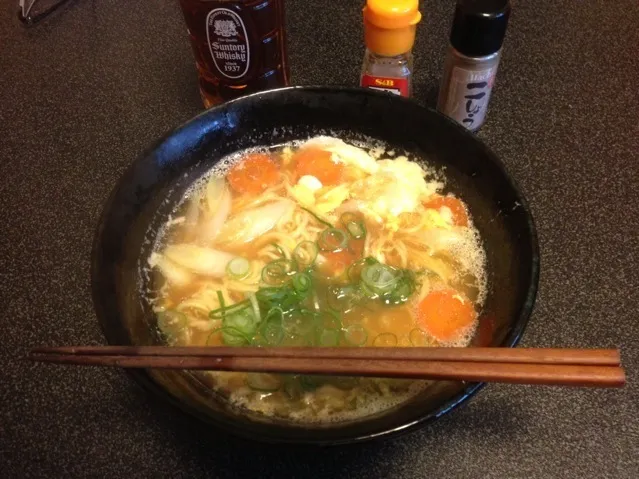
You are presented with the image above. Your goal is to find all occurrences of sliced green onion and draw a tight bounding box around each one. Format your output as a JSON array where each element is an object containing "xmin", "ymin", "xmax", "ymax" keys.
[
  {"xmin": 261, "ymin": 259, "xmax": 297, "ymax": 285},
  {"xmin": 382, "ymin": 274, "xmax": 416, "ymax": 305},
  {"xmin": 216, "ymin": 291, "xmax": 225, "ymax": 318},
  {"xmin": 409, "ymin": 328, "xmax": 435, "ymax": 347},
  {"xmin": 358, "ymin": 281, "xmax": 380, "ymax": 300},
  {"xmin": 260, "ymin": 322, "xmax": 284, "ymax": 346},
  {"xmin": 281, "ymin": 312, "xmax": 316, "ymax": 337},
  {"xmin": 342, "ymin": 324, "xmax": 368, "ymax": 346},
  {"xmin": 372, "ymin": 332, "xmax": 398, "ymax": 347},
  {"xmin": 326, "ymin": 285, "xmax": 359, "ymax": 312},
  {"xmin": 256, "ymin": 287, "xmax": 288, "ymax": 305},
  {"xmin": 264, "ymin": 306, "xmax": 284, "ymax": 322},
  {"xmin": 293, "ymin": 241, "xmax": 319, "ymax": 267},
  {"xmin": 340, "ymin": 213, "xmax": 366, "ymax": 240},
  {"xmin": 339, "ymin": 212, "xmax": 361, "ymax": 225},
  {"xmin": 318, "ymin": 228, "xmax": 349, "ymax": 252},
  {"xmin": 226, "ymin": 257, "xmax": 251, "ymax": 280},
  {"xmin": 221, "ymin": 329, "xmax": 248, "ymax": 346},
  {"xmin": 291, "ymin": 272, "xmax": 312, "ymax": 297},
  {"xmin": 157, "ymin": 310, "xmax": 187, "ymax": 337},
  {"xmin": 208, "ymin": 299, "xmax": 250, "ymax": 319},
  {"xmin": 271, "ymin": 243, "xmax": 286, "ymax": 257},
  {"xmin": 259, "ymin": 307, "xmax": 285, "ymax": 346},
  {"xmin": 259, "ymin": 285, "xmax": 305, "ymax": 313},
  {"xmin": 301, "ymin": 206, "xmax": 334, "ymax": 228},
  {"xmin": 346, "ymin": 221, "xmax": 366, "ymax": 239},
  {"xmin": 223, "ymin": 307, "xmax": 257, "ymax": 337},
  {"xmin": 247, "ymin": 292, "xmax": 261, "ymax": 323},
  {"xmin": 318, "ymin": 328, "xmax": 340, "ymax": 347},
  {"xmin": 207, "ymin": 326, "xmax": 251, "ymax": 346},
  {"xmin": 347, "ymin": 257, "xmax": 378, "ymax": 283},
  {"xmin": 247, "ymin": 373, "xmax": 281, "ymax": 392},
  {"xmin": 361, "ymin": 263, "xmax": 401, "ymax": 294},
  {"xmin": 258, "ymin": 286, "xmax": 305, "ymax": 314},
  {"xmin": 251, "ymin": 336, "xmax": 269, "ymax": 347},
  {"xmin": 280, "ymin": 291, "xmax": 303, "ymax": 313}
]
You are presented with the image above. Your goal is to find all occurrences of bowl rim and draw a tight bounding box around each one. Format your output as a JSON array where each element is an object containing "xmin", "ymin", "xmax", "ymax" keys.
[{"xmin": 91, "ymin": 85, "xmax": 540, "ymax": 445}]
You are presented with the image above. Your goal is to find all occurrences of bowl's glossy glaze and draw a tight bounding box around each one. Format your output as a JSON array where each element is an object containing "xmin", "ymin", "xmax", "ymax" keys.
[{"xmin": 91, "ymin": 87, "xmax": 539, "ymax": 444}]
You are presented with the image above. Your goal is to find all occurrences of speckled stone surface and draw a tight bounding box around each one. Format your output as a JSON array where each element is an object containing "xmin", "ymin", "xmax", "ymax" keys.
[{"xmin": 1, "ymin": 0, "xmax": 638, "ymax": 477}]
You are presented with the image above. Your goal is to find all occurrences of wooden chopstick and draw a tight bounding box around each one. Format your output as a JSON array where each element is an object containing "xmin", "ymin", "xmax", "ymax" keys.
[
  {"xmin": 28, "ymin": 347, "xmax": 625, "ymax": 388},
  {"xmin": 30, "ymin": 346, "xmax": 621, "ymax": 366}
]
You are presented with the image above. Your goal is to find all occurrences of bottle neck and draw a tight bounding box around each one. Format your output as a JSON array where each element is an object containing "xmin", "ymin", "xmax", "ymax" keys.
[
  {"xmin": 448, "ymin": 46, "xmax": 501, "ymax": 65},
  {"xmin": 362, "ymin": 49, "xmax": 413, "ymax": 77},
  {"xmin": 365, "ymin": 50, "xmax": 413, "ymax": 61}
]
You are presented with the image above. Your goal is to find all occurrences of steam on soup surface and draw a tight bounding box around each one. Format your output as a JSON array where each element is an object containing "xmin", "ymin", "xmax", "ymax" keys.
[{"xmin": 148, "ymin": 136, "xmax": 487, "ymax": 422}]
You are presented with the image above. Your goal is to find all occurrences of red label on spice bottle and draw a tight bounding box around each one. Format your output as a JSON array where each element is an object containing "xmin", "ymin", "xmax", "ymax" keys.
[{"xmin": 360, "ymin": 75, "xmax": 409, "ymax": 97}]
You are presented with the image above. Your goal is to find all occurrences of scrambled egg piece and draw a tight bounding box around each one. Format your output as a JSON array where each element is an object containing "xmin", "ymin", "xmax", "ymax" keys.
[
  {"xmin": 424, "ymin": 209, "xmax": 453, "ymax": 230},
  {"xmin": 291, "ymin": 138, "xmax": 444, "ymax": 228},
  {"xmin": 290, "ymin": 175, "xmax": 322, "ymax": 207},
  {"xmin": 298, "ymin": 175, "xmax": 323, "ymax": 190},
  {"xmin": 350, "ymin": 156, "xmax": 441, "ymax": 231},
  {"xmin": 290, "ymin": 175, "xmax": 350, "ymax": 215},
  {"xmin": 302, "ymin": 136, "xmax": 379, "ymax": 174},
  {"xmin": 315, "ymin": 185, "xmax": 350, "ymax": 215}
]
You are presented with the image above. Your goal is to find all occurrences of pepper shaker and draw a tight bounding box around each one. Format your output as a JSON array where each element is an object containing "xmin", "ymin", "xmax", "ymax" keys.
[
  {"xmin": 360, "ymin": 0, "xmax": 422, "ymax": 98},
  {"xmin": 437, "ymin": 0, "xmax": 511, "ymax": 131}
]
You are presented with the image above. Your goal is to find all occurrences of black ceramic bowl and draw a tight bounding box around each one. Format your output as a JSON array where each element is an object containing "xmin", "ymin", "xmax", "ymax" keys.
[{"xmin": 92, "ymin": 86, "xmax": 539, "ymax": 445}]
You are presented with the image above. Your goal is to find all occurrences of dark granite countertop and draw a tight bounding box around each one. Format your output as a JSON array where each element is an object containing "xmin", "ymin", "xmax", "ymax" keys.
[{"xmin": 1, "ymin": 1, "xmax": 638, "ymax": 477}]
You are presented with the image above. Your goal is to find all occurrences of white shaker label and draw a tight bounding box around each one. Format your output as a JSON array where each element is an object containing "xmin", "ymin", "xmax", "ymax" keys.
[{"xmin": 445, "ymin": 65, "xmax": 497, "ymax": 130}]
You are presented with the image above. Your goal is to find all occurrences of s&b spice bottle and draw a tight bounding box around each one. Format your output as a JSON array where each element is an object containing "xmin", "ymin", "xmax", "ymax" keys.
[
  {"xmin": 437, "ymin": 0, "xmax": 511, "ymax": 131},
  {"xmin": 178, "ymin": 0, "xmax": 290, "ymax": 108},
  {"xmin": 360, "ymin": 0, "xmax": 421, "ymax": 97}
]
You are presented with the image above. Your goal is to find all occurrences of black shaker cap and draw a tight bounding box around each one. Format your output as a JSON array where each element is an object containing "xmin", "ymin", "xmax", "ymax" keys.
[{"xmin": 450, "ymin": 0, "xmax": 511, "ymax": 57}]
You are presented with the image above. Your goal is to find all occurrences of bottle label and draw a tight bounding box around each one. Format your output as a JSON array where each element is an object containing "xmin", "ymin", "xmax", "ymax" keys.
[
  {"xmin": 206, "ymin": 8, "xmax": 251, "ymax": 80},
  {"xmin": 360, "ymin": 75, "xmax": 410, "ymax": 97},
  {"xmin": 443, "ymin": 65, "xmax": 498, "ymax": 130}
]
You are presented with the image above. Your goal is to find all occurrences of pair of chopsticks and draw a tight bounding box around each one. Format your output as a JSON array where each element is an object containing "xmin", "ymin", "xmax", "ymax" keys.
[{"xmin": 29, "ymin": 346, "xmax": 626, "ymax": 388}]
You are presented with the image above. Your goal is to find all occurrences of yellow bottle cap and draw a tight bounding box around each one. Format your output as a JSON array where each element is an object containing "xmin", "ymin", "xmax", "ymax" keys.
[{"xmin": 363, "ymin": 0, "xmax": 422, "ymax": 56}]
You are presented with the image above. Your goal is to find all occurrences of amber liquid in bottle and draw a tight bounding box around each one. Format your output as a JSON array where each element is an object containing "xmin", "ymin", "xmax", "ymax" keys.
[{"xmin": 178, "ymin": 0, "xmax": 289, "ymax": 107}]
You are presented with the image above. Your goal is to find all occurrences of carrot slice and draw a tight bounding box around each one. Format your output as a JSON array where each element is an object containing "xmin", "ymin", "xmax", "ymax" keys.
[
  {"xmin": 294, "ymin": 148, "xmax": 344, "ymax": 185},
  {"xmin": 424, "ymin": 195, "xmax": 469, "ymax": 227},
  {"xmin": 227, "ymin": 153, "xmax": 280, "ymax": 195},
  {"xmin": 415, "ymin": 289, "xmax": 476, "ymax": 342}
]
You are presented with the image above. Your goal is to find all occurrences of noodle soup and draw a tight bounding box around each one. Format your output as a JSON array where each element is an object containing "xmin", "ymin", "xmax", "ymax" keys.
[{"xmin": 147, "ymin": 136, "xmax": 487, "ymax": 422}]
